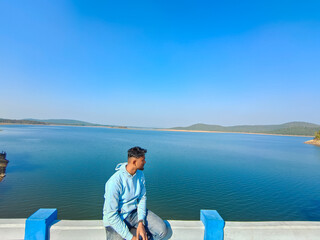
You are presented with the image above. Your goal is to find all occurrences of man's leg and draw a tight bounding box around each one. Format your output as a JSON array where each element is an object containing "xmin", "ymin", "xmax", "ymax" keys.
[
  {"xmin": 144, "ymin": 210, "xmax": 168, "ymax": 240},
  {"xmin": 125, "ymin": 209, "xmax": 168, "ymax": 240},
  {"xmin": 105, "ymin": 226, "xmax": 124, "ymax": 240}
]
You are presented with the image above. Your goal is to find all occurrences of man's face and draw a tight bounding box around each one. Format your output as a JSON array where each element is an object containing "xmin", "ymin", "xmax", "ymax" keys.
[{"xmin": 135, "ymin": 156, "xmax": 146, "ymax": 170}]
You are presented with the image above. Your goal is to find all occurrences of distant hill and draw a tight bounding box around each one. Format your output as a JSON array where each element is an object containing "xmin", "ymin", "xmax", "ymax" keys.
[
  {"xmin": 24, "ymin": 118, "xmax": 101, "ymax": 126},
  {"xmin": 0, "ymin": 118, "xmax": 102, "ymax": 126},
  {"xmin": 172, "ymin": 122, "xmax": 320, "ymax": 136},
  {"xmin": 2, "ymin": 118, "xmax": 319, "ymax": 136},
  {"xmin": 0, "ymin": 118, "xmax": 47, "ymax": 125}
]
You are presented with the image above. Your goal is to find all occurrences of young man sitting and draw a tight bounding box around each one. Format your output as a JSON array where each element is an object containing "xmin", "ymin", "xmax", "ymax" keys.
[{"xmin": 103, "ymin": 146, "xmax": 169, "ymax": 240}]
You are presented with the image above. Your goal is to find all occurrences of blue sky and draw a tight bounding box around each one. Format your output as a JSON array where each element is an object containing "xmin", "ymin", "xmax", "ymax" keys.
[{"xmin": 1, "ymin": 0, "xmax": 319, "ymax": 127}]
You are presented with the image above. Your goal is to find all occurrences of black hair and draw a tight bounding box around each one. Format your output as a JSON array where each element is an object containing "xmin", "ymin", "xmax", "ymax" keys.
[{"xmin": 128, "ymin": 146, "xmax": 147, "ymax": 158}]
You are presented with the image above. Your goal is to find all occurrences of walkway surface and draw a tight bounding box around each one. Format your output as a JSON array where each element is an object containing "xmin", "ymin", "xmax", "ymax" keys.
[{"xmin": 1, "ymin": 219, "xmax": 320, "ymax": 240}]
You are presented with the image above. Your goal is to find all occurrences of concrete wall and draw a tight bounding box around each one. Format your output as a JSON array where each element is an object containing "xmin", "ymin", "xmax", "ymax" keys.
[
  {"xmin": 0, "ymin": 218, "xmax": 26, "ymax": 240},
  {"xmin": 1, "ymin": 219, "xmax": 320, "ymax": 240},
  {"xmin": 1, "ymin": 209, "xmax": 320, "ymax": 240},
  {"xmin": 224, "ymin": 221, "xmax": 320, "ymax": 240},
  {"xmin": 0, "ymin": 219, "xmax": 203, "ymax": 240},
  {"xmin": 50, "ymin": 220, "xmax": 203, "ymax": 240}
]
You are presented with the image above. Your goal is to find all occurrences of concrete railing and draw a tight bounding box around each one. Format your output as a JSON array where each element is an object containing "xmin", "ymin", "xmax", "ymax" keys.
[{"xmin": 1, "ymin": 208, "xmax": 320, "ymax": 240}]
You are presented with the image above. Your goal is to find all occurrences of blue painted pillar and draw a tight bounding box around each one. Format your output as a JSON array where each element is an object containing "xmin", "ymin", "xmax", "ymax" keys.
[
  {"xmin": 24, "ymin": 208, "xmax": 57, "ymax": 240},
  {"xmin": 200, "ymin": 210, "xmax": 225, "ymax": 240}
]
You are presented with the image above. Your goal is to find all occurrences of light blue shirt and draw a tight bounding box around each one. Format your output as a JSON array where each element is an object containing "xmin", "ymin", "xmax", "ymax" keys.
[{"xmin": 103, "ymin": 162, "xmax": 147, "ymax": 240}]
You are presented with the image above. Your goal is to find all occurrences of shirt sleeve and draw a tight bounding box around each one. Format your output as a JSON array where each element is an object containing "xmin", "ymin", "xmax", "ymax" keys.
[
  {"xmin": 104, "ymin": 179, "xmax": 133, "ymax": 240},
  {"xmin": 137, "ymin": 173, "xmax": 147, "ymax": 223}
]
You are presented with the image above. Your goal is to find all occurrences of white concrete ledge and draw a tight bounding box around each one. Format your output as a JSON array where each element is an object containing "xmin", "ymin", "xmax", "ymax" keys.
[
  {"xmin": 1, "ymin": 219, "xmax": 320, "ymax": 240},
  {"xmin": 0, "ymin": 219, "xmax": 26, "ymax": 240},
  {"xmin": 50, "ymin": 220, "xmax": 204, "ymax": 240},
  {"xmin": 0, "ymin": 219, "xmax": 204, "ymax": 240},
  {"xmin": 224, "ymin": 221, "xmax": 320, "ymax": 240}
]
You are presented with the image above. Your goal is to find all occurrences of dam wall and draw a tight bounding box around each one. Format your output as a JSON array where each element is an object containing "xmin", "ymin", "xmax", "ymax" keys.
[{"xmin": 1, "ymin": 209, "xmax": 320, "ymax": 240}]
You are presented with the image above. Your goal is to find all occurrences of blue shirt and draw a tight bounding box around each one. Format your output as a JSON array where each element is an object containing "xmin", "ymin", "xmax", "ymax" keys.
[{"xmin": 103, "ymin": 162, "xmax": 147, "ymax": 240}]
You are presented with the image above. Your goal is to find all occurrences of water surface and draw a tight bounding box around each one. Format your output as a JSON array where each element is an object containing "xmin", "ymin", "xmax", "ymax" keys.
[{"xmin": 0, "ymin": 125, "xmax": 319, "ymax": 221}]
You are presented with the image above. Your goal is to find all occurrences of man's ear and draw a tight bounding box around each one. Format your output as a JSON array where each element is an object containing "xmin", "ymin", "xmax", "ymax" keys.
[{"xmin": 132, "ymin": 158, "xmax": 137, "ymax": 165}]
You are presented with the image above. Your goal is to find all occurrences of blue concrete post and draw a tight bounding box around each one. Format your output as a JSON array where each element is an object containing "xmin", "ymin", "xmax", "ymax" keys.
[
  {"xmin": 200, "ymin": 210, "xmax": 225, "ymax": 240},
  {"xmin": 24, "ymin": 208, "xmax": 57, "ymax": 240}
]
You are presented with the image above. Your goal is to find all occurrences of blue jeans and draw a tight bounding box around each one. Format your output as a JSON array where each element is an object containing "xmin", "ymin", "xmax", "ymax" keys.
[{"xmin": 105, "ymin": 209, "xmax": 169, "ymax": 240}]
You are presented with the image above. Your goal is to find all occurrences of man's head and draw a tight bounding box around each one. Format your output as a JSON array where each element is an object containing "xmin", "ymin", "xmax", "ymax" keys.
[{"xmin": 128, "ymin": 146, "xmax": 147, "ymax": 170}]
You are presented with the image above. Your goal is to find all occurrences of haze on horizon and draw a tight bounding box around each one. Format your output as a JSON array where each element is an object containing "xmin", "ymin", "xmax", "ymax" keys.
[{"xmin": 1, "ymin": 1, "xmax": 319, "ymax": 128}]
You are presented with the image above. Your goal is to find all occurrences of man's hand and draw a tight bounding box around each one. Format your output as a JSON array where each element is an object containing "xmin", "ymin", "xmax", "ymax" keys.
[{"xmin": 136, "ymin": 221, "xmax": 148, "ymax": 240}]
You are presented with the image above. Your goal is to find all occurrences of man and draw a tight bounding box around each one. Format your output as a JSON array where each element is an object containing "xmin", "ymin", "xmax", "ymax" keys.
[{"xmin": 103, "ymin": 146, "xmax": 168, "ymax": 240}]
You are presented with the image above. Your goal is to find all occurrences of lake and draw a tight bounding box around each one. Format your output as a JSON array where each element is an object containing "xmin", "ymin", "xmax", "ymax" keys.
[{"xmin": 0, "ymin": 125, "xmax": 320, "ymax": 221}]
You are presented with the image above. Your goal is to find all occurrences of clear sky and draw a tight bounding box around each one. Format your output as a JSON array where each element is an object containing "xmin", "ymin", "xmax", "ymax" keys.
[{"xmin": 1, "ymin": 1, "xmax": 319, "ymax": 127}]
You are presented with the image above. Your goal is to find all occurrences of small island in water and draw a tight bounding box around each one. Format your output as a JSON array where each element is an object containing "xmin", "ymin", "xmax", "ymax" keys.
[
  {"xmin": 305, "ymin": 130, "xmax": 320, "ymax": 147},
  {"xmin": 0, "ymin": 151, "xmax": 9, "ymax": 182}
]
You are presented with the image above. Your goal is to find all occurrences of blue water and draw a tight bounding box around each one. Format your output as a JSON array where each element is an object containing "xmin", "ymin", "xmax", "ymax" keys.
[{"xmin": 0, "ymin": 125, "xmax": 320, "ymax": 221}]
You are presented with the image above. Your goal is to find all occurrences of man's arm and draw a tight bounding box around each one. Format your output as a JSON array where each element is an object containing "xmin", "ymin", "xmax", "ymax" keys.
[
  {"xmin": 104, "ymin": 180, "xmax": 133, "ymax": 240},
  {"xmin": 137, "ymin": 174, "xmax": 147, "ymax": 223},
  {"xmin": 136, "ymin": 174, "xmax": 147, "ymax": 240}
]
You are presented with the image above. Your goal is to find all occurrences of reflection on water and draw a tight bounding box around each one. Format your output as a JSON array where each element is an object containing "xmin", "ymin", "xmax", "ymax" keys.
[{"xmin": 0, "ymin": 151, "xmax": 9, "ymax": 182}]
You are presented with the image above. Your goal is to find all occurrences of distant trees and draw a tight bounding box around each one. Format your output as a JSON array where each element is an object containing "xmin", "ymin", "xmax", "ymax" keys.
[
  {"xmin": 0, "ymin": 118, "xmax": 47, "ymax": 125},
  {"xmin": 315, "ymin": 130, "xmax": 320, "ymax": 140}
]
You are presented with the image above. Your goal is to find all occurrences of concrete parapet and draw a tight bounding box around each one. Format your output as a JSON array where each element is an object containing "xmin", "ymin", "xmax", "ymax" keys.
[
  {"xmin": 1, "ymin": 219, "xmax": 320, "ymax": 240},
  {"xmin": 224, "ymin": 221, "xmax": 320, "ymax": 240},
  {"xmin": 1, "ymin": 208, "xmax": 320, "ymax": 240},
  {"xmin": 0, "ymin": 218, "xmax": 26, "ymax": 239},
  {"xmin": 49, "ymin": 220, "xmax": 203, "ymax": 240}
]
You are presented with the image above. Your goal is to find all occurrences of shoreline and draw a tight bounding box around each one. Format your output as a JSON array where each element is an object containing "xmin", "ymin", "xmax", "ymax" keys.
[
  {"xmin": 153, "ymin": 128, "xmax": 314, "ymax": 137},
  {"xmin": 0, "ymin": 123, "xmax": 314, "ymax": 138},
  {"xmin": 304, "ymin": 139, "xmax": 320, "ymax": 147}
]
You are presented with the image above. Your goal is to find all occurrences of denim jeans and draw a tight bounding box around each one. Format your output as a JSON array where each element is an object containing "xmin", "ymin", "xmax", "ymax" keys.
[{"xmin": 105, "ymin": 209, "xmax": 168, "ymax": 240}]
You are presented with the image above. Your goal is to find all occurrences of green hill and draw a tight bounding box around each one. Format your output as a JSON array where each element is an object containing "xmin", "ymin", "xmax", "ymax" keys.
[
  {"xmin": 0, "ymin": 118, "xmax": 103, "ymax": 126},
  {"xmin": 24, "ymin": 118, "xmax": 101, "ymax": 126},
  {"xmin": 0, "ymin": 118, "xmax": 47, "ymax": 125},
  {"xmin": 172, "ymin": 121, "xmax": 320, "ymax": 136},
  {"xmin": 2, "ymin": 118, "xmax": 319, "ymax": 136}
]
